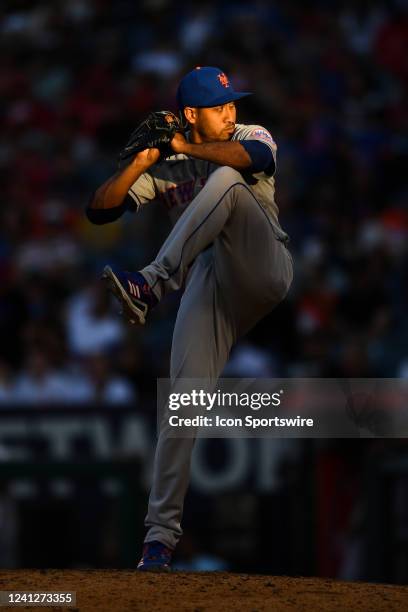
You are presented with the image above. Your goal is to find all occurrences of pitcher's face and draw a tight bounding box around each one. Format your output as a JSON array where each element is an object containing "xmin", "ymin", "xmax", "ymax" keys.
[{"xmin": 185, "ymin": 102, "xmax": 237, "ymax": 142}]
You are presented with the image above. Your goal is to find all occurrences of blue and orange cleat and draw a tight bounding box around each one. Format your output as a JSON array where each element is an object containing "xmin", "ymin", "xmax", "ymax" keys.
[
  {"xmin": 102, "ymin": 265, "xmax": 158, "ymax": 325},
  {"xmin": 137, "ymin": 541, "xmax": 173, "ymax": 572}
]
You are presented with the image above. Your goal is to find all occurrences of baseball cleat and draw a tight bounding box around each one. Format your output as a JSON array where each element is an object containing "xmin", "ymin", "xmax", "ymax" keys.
[
  {"xmin": 102, "ymin": 265, "xmax": 157, "ymax": 325},
  {"xmin": 137, "ymin": 540, "xmax": 173, "ymax": 572}
]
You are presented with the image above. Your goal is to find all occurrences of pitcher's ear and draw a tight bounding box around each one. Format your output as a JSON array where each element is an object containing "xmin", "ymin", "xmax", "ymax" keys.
[{"xmin": 183, "ymin": 107, "xmax": 197, "ymax": 125}]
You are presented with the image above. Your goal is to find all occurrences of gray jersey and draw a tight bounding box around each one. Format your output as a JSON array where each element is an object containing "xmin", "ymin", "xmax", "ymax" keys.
[{"xmin": 127, "ymin": 123, "xmax": 280, "ymax": 226}]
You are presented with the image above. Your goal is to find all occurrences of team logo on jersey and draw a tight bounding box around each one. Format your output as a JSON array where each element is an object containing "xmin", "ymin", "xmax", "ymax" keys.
[
  {"xmin": 250, "ymin": 128, "xmax": 274, "ymax": 142},
  {"xmin": 218, "ymin": 73, "xmax": 230, "ymax": 88},
  {"xmin": 160, "ymin": 177, "xmax": 208, "ymax": 209},
  {"xmin": 250, "ymin": 128, "xmax": 277, "ymax": 150}
]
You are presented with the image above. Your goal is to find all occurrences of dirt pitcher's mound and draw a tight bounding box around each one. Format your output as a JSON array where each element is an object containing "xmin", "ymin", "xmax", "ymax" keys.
[{"xmin": 0, "ymin": 570, "xmax": 407, "ymax": 611}]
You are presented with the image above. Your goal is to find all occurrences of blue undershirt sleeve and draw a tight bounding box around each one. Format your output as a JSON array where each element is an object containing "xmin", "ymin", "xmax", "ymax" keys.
[
  {"xmin": 240, "ymin": 140, "xmax": 275, "ymax": 174},
  {"xmin": 85, "ymin": 195, "xmax": 135, "ymax": 225}
]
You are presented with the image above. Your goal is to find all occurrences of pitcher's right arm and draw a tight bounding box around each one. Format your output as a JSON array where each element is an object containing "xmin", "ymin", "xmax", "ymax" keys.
[{"xmin": 86, "ymin": 149, "xmax": 159, "ymax": 225}]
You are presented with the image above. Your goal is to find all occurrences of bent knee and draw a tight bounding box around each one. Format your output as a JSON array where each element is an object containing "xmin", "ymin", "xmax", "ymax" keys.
[{"xmin": 210, "ymin": 166, "xmax": 245, "ymax": 186}]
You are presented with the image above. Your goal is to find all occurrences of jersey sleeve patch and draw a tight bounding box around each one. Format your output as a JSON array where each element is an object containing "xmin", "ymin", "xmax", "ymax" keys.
[{"xmin": 250, "ymin": 128, "xmax": 275, "ymax": 145}]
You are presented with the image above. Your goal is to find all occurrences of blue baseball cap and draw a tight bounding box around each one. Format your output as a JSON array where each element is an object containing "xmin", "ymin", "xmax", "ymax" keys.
[{"xmin": 176, "ymin": 66, "xmax": 252, "ymax": 109}]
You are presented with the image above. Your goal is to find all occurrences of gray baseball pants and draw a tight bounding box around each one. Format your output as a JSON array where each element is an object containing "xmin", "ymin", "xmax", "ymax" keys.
[{"xmin": 140, "ymin": 166, "xmax": 293, "ymax": 549}]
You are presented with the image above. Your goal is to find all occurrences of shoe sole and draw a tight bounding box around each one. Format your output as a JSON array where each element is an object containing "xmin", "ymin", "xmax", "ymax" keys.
[
  {"xmin": 102, "ymin": 265, "xmax": 148, "ymax": 325},
  {"xmin": 136, "ymin": 564, "xmax": 171, "ymax": 573}
]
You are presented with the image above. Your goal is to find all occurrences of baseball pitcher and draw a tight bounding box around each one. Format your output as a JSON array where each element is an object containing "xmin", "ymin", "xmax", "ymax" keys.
[{"xmin": 87, "ymin": 67, "xmax": 293, "ymax": 571}]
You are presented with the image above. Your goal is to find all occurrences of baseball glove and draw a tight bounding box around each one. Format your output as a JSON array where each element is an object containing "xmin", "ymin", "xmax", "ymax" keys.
[{"xmin": 118, "ymin": 110, "xmax": 181, "ymax": 167}]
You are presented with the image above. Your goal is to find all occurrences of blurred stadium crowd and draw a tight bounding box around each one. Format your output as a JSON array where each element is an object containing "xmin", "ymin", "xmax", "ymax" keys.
[{"xmin": 0, "ymin": 0, "xmax": 407, "ymax": 404}]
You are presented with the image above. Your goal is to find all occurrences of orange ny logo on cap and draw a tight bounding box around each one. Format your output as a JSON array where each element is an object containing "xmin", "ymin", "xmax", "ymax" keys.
[{"xmin": 218, "ymin": 73, "xmax": 230, "ymax": 88}]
